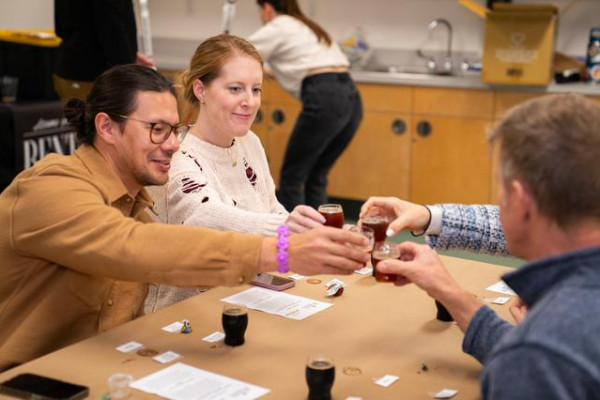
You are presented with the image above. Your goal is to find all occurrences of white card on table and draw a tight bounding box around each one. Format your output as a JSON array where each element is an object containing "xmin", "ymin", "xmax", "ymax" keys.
[
  {"xmin": 162, "ymin": 321, "xmax": 184, "ymax": 333},
  {"xmin": 153, "ymin": 351, "xmax": 181, "ymax": 364},
  {"xmin": 486, "ymin": 281, "xmax": 516, "ymax": 296},
  {"xmin": 202, "ymin": 331, "xmax": 225, "ymax": 343},
  {"xmin": 115, "ymin": 341, "xmax": 143, "ymax": 353},
  {"xmin": 434, "ymin": 388, "xmax": 459, "ymax": 398},
  {"xmin": 354, "ymin": 266, "xmax": 373, "ymax": 275},
  {"xmin": 374, "ymin": 374, "xmax": 399, "ymax": 387},
  {"xmin": 492, "ymin": 296, "xmax": 510, "ymax": 305}
]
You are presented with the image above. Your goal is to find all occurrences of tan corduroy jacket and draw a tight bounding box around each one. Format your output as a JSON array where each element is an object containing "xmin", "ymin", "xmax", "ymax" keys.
[{"xmin": 0, "ymin": 145, "xmax": 264, "ymax": 371}]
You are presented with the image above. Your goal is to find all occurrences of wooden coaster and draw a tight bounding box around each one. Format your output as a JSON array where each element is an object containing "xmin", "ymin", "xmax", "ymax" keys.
[
  {"xmin": 136, "ymin": 348, "xmax": 159, "ymax": 357},
  {"xmin": 306, "ymin": 278, "xmax": 322, "ymax": 285},
  {"xmin": 342, "ymin": 366, "xmax": 362, "ymax": 376}
]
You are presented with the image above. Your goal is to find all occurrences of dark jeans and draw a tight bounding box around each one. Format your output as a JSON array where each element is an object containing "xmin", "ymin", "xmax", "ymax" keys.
[{"xmin": 277, "ymin": 72, "xmax": 363, "ymax": 211}]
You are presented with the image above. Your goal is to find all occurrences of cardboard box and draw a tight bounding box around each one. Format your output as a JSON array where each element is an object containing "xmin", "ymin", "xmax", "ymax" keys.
[{"xmin": 481, "ymin": 4, "xmax": 558, "ymax": 86}]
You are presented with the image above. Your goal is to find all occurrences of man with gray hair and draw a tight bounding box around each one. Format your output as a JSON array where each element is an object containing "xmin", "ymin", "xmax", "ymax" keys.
[{"xmin": 376, "ymin": 94, "xmax": 600, "ymax": 399}]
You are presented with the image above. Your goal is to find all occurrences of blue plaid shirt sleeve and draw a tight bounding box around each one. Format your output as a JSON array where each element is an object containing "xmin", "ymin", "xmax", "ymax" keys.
[{"xmin": 425, "ymin": 204, "xmax": 508, "ymax": 256}]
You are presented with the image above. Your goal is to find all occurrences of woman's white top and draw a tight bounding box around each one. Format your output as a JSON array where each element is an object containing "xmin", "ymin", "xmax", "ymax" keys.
[
  {"xmin": 149, "ymin": 131, "xmax": 288, "ymax": 236},
  {"xmin": 144, "ymin": 131, "xmax": 288, "ymax": 313},
  {"xmin": 249, "ymin": 14, "xmax": 349, "ymax": 98}
]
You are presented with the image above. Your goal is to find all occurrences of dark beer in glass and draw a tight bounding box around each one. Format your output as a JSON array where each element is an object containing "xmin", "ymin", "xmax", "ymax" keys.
[
  {"xmin": 361, "ymin": 215, "xmax": 389, "ymax": 244},
  {"xmin": 372, "ymin": 243, "xmax": 401, "ymax": 282},
  {"xmin": 306, "ymin": 356, "xmax": 335, "ymax": 400},
  {"xmin": 318, "ymin": 204, "xmax": 344, "ymax": 228},
  {"xmin": 222, "ymin": 304, "xmax": 248, "ymax": 346},
  {"xmin": 435, "ymin": 300, "xmax": 454, "ymax": 322}
]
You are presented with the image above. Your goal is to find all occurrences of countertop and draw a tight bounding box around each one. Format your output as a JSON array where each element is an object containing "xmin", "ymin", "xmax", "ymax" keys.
[
  {"xmin": 349, "ymin": 69, "xmax": 599, "ymax": 96},
  {"xmin": 154, "ymin": 37, "xmax": 599, "ymax": 96}
]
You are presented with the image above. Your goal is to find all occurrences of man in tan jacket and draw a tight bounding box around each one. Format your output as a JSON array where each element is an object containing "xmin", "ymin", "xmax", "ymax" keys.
[{"xmin": 0, "ymin": 65, "xmax": 369, "ymax": 371}]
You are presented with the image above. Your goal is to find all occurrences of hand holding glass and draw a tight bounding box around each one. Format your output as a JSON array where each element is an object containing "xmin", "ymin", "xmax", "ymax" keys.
[
  {"xmin": 372, "ymin": 242, "xmax": 401, "ymax": 282},
  {"xmin": 360, "ymin": 214, "xmax": 389, "ymax": 244},
  {"xmin": 343, "ymin": 224, "xmax": 375, "ymax": 252},
  {"xmin": 318, "ymin": 204, "xmax": 344, "ymax": 228}
]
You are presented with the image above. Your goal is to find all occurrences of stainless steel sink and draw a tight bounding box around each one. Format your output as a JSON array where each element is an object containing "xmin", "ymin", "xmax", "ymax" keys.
[{"xmin": 363, "ymin": 64, "xmax": 456, "ymax": 77}]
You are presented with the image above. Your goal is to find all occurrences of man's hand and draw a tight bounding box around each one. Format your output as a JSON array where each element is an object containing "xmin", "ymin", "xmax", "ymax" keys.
[
  {"xmin": 259, "ymin": 226, "xmax": 370, "ymax": 276},
  {"xmin": 286, "ymin": 205, "xmax": 325, "ymax": 233},
  {"xmin": 377, "ymin": 241, "xmax": 483, "ymax": 331},
  {"xmin": 509, "ymin": 297, "xmax": 528, "ymax": 324},
  {"xmin": 360, "ymin": 197, "xmax": 430, "ymax": 237}
]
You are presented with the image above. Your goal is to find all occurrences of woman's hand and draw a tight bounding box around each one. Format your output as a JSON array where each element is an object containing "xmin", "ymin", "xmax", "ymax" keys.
[
  {"xmin": 286, "ymin": 205, "xmax": 325, "ymax": 233},
  {"xmin": 360, "ymin": 197, "xmax": 430, "ymax": 237}
]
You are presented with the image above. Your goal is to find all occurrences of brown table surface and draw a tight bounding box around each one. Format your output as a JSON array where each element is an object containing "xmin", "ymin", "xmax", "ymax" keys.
[{"xmin": 0, "ymin": 256, "xmax": 515, "ymax": 399}]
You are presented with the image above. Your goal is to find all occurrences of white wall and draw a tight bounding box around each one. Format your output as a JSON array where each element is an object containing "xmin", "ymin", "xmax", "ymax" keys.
[
  {"xmin": 0, "ymin": 0, "xmax": 54, "ymax": 30},
  {"xmin": 1, "ymin": 0, "xmax": 598, "ymax": 57}
]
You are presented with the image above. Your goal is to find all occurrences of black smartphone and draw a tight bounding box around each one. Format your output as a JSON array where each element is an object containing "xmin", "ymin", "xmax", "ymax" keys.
[
  {"xmin": 250, "ymin": 273, "xmax": 295, "ymax": 291},
  {"xmin": 0, "ymin": 373, "xmax": 89, "ymax": 400}
]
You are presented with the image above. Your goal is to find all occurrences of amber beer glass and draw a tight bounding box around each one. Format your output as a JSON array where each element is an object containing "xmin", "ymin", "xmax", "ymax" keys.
[
  {"xmin": 222, "ymin": 304, "xmax": 248, "ymax": 346},
  {"xmin": 371, "ymin": 243, "xmax": 401, "ymax": 282},
  {"xmin": 360, "ymin": 215, "xmax": 389, "ymax": 245},
  {"xmin": 305, "ymin": 355, "xmax": 335, "ymax": 400},
  {"xmin": 318, "ymin": 204, "xmax": 344, "ymax": 228}
]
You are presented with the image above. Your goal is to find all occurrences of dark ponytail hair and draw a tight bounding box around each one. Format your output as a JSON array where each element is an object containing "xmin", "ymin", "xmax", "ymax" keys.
[
  {"xmin": 63, "ymin": 64, "xmax": 176, "ymax": 145},
  {"xmin": 256, "ymin": 0, "xmax": 332, "ymax": 46}
]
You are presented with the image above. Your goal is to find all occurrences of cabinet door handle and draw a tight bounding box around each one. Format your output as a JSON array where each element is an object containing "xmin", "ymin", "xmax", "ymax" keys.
[
  {"xmin": 254, "ymin": 108, "xmax": 263, "ymax": 124},
  {"xmin": 391, "ymin": 119, "xmax": 406, "ymax": 135},
  {"xmin": 272, "ymin": 109, "xmax": 285, "ymax": 125},
  {"xmin": 416, "ymin": 120, "xmax": 432, "ymax": 138}
]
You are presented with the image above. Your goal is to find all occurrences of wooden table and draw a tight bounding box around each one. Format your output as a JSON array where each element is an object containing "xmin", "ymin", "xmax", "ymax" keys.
[{"xmin": 0, "ymin": 256, "xmax": 515, "ymax": 399}]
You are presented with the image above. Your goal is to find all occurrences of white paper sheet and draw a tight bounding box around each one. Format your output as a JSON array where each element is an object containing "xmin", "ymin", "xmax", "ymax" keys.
[
  {"xmin": 221, "ymin": 287, "xmax": 332, "ymax": 320},
  {"xmin": 485, "ymin": 281, "xmax": 516, "ymax": 296},
  {"xmin": 130, "ymin": 362, "xmax": 269, "ymax": 400}
]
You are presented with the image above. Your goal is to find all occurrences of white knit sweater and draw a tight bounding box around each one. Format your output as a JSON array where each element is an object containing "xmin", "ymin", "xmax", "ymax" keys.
[{"xmin": 145, "ymin": 131, "xmax": 288, "ymax": 313}]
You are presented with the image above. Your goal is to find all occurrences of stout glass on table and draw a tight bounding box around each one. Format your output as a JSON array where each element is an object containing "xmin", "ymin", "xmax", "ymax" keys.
[
  {"xmin": 222, "ymin": 303, "xmax": 248, "ymax": 346},
  {"xmin": 306, "ymin": 354, "xmax": 335, "ymax": 400}
]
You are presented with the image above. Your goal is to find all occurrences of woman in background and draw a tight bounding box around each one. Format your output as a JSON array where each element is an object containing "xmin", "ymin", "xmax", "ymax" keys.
[
  {"xmin": 249, "ymin": 0, "xmax": 363, "ymax": 211},
  {"xmin": 145, "ymin": 34, "xmax": 324, "ymax": 313}
]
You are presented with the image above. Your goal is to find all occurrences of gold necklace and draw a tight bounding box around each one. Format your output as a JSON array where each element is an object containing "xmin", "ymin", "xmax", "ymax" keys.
[{"xmin": 225, "ymin": 139, "xmax": 237, "ymax": 167}]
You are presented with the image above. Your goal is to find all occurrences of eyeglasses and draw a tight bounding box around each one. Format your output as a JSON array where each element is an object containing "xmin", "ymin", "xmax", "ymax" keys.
[{"xmin": 114, "ymin": 115, "xmax": 190, "ymax": 144}]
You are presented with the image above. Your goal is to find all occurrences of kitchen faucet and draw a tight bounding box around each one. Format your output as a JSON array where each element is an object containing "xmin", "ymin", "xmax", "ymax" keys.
[{"xmin": 419, "ymin": 18, "xmax": 454, "ymax": 74}]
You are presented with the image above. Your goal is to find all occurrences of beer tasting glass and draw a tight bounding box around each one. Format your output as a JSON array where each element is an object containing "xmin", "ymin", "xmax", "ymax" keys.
[
  {"xmin": 222, "ymin": 303, "xmax": 248, "ymax": 346},
  {"xmin": 318, "ymin": 204, "xmax": 344, "ymax": 228},
  {"xmin": 343, "ymin": 224, "xmax": 375, "ymax": 252},
  {"xmin": 305, "ymin": 354, "xmax": 335, "ymax": 400},
  {"xmin": 360, "ymin": 214, "xmax": 389, "ymax": 245},
  {"xmin": 371, "ymin": 242, "xmax": 401, "ymax": 282},
  {"xmin": 107, "ymin": 373, "xmax": 133, "ymax": 399}
]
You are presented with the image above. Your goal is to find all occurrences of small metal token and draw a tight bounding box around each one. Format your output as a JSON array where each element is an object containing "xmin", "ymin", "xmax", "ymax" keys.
[
  {"xmin": 136, "ymin": 348, "xmax": 159, "ymax": 357},
  {"xmin": 307, "ymin": 278, "xmax": 322, "ymax": 284},
  {"xmin": 342, "ymin": 366, "xmax": 362, "ymax": 376}
]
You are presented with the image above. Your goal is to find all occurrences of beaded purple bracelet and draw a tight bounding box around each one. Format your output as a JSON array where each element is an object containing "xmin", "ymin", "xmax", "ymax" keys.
[{"xmin": 276, "ymin": 224, "xmax": 290, "ymax": 273}]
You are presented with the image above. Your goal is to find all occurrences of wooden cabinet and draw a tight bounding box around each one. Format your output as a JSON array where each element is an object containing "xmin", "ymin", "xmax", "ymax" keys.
[
  {"xmin": 328, "ymin": 110, "xmax": 412, "ymax": 199},
  {"xmin": 251, "ymin": 77, "xmax": 300, "ymax": 187},
  {"xmin": 253, "ymin": 76, "xmax": 600, "ymax": 206},
  {"xmin": 330, "ymin": 84, "xmax": 494, "ymax": 204},
  {"xmin": 328, "ymin": 84, "xmax": 412, "ymax": 200},
  {"xmin": 410, "ymin": 87, "xmax": 494, "ymax": 204}
]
